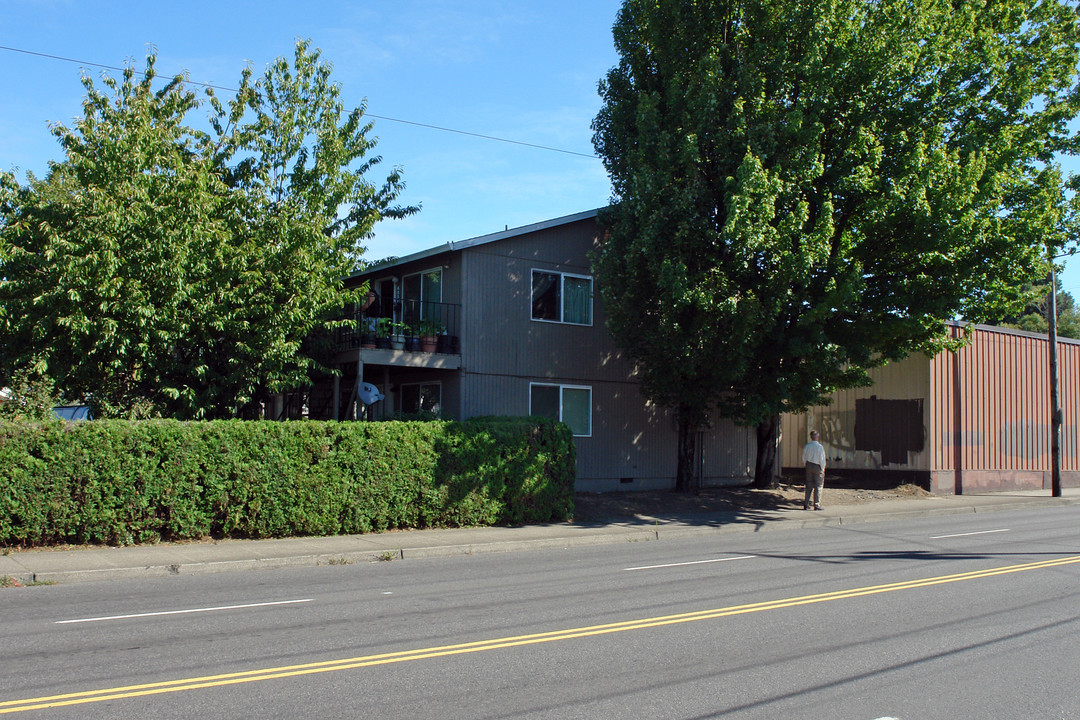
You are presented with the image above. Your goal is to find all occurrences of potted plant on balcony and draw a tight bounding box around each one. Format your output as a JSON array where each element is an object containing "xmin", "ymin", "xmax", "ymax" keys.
[
  {"xmin": 436, "ymin": 327, "xmax": 459, "ymax": 354},
  {"xmin": 390, "ymin": 321, "xmax": 406, "ymax": 351},
  {"xmin": 419, "ymin": 318, "xmax": 443, "ymax": 353},
  {"xmin": 375, "ymin": 317, "xmax": 393, "ymax": 349},
  {"xmin": 404, "ymin": 324, "xmax": 420, "ymax": 352},
  {"xmin": 359, "ymin": 316, "xmax": 377, "ymax": 349}
]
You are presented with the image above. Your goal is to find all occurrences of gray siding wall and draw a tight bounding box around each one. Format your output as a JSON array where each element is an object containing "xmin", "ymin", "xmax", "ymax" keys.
[
  {"xmin": 462, "ymin": 372, "xmax": 753, "ymax": 491},
  {"xmin": 373, "ymin": 252, "xmax": 461, "ymax": 305},
  {"xmin": 460, "ymin": 218, "xmax": 627, "ymax": 380},
  {"xmin": 457, "ymin": 217, "xmax": 754, "ymax": 491}
]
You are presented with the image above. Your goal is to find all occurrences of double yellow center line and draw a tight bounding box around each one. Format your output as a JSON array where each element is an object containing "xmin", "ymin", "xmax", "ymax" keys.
[{"xmin": 4, "ymin": 554, "xmax": 1079, "ymax": 714}]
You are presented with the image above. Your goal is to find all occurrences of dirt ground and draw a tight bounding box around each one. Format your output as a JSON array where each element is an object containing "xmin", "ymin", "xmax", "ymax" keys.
[{"xmin": 572, "ymin": 480, "xmax": 932, "ymax": 523}]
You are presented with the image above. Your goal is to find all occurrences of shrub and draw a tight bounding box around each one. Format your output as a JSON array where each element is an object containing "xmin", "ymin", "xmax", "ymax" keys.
[{"xmin": 0, "ymin": 416, "xmax": 575, "ymax": 547}]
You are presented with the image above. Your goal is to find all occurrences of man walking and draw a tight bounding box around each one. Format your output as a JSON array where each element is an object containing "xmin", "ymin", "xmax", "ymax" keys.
[{"xmin": 802, "ymin": 430, "xmax": 827, "ymax": 510}]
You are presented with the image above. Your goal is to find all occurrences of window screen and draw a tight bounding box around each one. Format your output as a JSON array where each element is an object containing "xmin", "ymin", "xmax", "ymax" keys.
[
  {"xmin": 563, "ymin": 276, "xmax": 592, "ymax": 325},
  {"xmin": 560, "ymin": 387, "xmax": 591, "ymax": 436}
]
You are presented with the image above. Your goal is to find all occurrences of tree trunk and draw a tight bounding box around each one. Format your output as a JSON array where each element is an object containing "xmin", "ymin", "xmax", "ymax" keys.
[
  {"xmin": 675, "ymin": 414, "xmax": 701, "ymax": 494},
  {"xmin": 752, "ymin": 414, "xmax": 781, "ymax": 488}
]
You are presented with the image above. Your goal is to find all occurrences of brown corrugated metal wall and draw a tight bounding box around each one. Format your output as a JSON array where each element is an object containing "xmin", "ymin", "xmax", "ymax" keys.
[
  {"xmin": 929, "ymin": 324, "xmax": 1080, "ymax": 492},
  {"xmin": 784, "ymin": 324, "xmax": 1079, "ymax": 493}
]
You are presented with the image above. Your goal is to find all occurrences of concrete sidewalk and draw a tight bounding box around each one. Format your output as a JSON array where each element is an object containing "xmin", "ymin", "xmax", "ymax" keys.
[{"xmin": 3, "ymin": 489, "xmax": 1079, "ymax": 585}]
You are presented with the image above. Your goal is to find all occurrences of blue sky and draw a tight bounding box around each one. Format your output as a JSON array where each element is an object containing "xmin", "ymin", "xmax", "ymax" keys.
[
  {"xmin": 3, "ymin": 0, "xmax": 1079, "ymax": 299},
  {"xmin": 0, "ymin": 0, "xmax": 622, "ymax": 262}
]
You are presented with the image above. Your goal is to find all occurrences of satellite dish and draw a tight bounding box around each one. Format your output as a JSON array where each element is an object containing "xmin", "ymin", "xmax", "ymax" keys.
[{"xmin": 357, "ymin": 382, "xmax": 384, "ymax": 405}]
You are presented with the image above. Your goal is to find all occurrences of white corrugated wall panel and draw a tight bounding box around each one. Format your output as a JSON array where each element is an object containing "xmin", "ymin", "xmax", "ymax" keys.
[{"xmin": 782, "ymin": 354, "xmax": 931, "ymax": 471}]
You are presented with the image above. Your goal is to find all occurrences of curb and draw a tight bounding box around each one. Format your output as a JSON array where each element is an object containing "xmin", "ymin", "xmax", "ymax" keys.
[
  {"xmin": 401, "ymin": 529, "xmax": 663, "ymax": 560},
  {"xmin": 5, "ymin": 495, "xmax": 1080, "ymax": 585}
]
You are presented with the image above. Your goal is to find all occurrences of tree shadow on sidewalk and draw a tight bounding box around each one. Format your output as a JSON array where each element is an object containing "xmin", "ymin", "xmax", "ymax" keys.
[
  {"xmin": 571, "ymin": 485, "xmax": 803, "ymax": 526},
  {"xmin": 570, "ymin": 480, "xmax": 931, "ymax": 527}
]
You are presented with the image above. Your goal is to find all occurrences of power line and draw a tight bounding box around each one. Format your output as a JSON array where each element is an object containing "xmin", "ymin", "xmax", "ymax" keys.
[
  {"xmin": 0, "ymin": 44, "xmax": 599, "ymax": 159},
  {"xmin": 0, "ymin": 45, "xmax": 236, "ymax": 93},
  {"xmin": 361, "ymin": 114, "xmax": 597, "ymax": 158}
]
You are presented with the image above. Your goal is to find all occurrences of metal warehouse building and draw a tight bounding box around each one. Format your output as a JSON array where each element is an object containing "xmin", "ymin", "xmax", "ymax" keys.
[{"xmin": 782, "ymin": 323, "xmax": 1080, "ymax": 493}]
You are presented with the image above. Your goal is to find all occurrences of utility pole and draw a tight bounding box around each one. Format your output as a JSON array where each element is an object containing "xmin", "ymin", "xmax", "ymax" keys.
[{"xmin": 1048, "ymin": 262, "xmax": 1063, "ymax": 498}]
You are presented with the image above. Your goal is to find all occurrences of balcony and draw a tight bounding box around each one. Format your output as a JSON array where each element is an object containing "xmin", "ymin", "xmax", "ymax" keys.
[{"xmin": 335, "ymin": 300, "xmax": 461, "ymax": 368}]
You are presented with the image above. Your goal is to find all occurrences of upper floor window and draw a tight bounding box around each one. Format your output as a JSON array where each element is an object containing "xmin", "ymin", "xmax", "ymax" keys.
[
  {"xmin": 531, "ymin": 270, "xmax": 592, "ymax": 325},
  {"xmin": 403, "ymin": 269, "xmax": 443, "ymax": 327}
]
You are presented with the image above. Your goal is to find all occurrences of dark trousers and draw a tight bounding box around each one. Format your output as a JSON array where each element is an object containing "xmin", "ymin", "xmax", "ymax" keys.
[{"xmin": 804, "ymin": 462, "xmax": 824, "ymax": 507}]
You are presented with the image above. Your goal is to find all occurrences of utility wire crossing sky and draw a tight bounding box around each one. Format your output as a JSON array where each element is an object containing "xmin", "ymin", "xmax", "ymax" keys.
[{"xmin": 1, "ymin": 0, "xmax": 1078, "ymax": 299}]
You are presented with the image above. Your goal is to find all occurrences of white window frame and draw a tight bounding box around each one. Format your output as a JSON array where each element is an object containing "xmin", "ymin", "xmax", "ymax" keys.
[
  {"xmin": 403, "ymin": 267, "xmax": 444, "ymax": 325},
  {"xmin": 529, "ymin": 382, "xmax": 592, "ymax": 437},
  {"xmin": 530, "ymin": 269, "xmax": 593, "ymax": 326}
]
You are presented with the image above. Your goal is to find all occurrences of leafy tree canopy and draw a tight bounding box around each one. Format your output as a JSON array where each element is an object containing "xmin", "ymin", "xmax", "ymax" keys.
[
  {"xmin": 997, "ymin": 280, "xmax": 1080, "ymax": 339},
  {"xmin": 0, "ymin": 40, "xmax": 416, "ymax": 418},
  {"xmin": 0, "ymin": 364, "xmax": 63, "ymax": 423},
  {"xmin": 592, "ymin": 0, "xmax": 1080, "ymax": 488}
]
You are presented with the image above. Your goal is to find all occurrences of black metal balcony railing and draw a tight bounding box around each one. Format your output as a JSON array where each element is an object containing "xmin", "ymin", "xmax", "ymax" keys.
[{"xmin": 335, "ymin": 299, "xmax": 461, "ymax": 354}]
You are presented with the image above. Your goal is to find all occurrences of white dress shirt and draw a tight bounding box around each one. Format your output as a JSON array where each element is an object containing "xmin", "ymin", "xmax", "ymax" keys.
[{"xmin": 802, "ymin": 440, "xmax": 827, "ymax": 467}]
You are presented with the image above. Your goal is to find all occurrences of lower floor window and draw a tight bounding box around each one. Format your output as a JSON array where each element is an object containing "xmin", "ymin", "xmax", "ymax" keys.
[
  {"xmin": 400, "ymin": 382, "xmax": 441, "ymax": 415},
  {"xmin": 529, "ymin": 383, "xmax": 591, "ymax": 437}
]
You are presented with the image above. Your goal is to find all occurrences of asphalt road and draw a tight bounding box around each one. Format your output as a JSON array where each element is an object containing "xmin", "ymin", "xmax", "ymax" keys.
[{"xmin": 3, "ymin": 506, "xmax": 1079, "ymax": 719}]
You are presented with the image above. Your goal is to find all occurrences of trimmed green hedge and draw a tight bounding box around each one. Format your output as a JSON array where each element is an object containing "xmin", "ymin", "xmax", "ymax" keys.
[{"xmin": 0, "ymin": 416, "xmax": 575, "ymax": 547}]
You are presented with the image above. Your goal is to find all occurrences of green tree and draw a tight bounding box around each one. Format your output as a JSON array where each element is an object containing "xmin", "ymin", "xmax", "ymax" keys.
[
  {"xmin": 0, "ymin": 61, "xmax": 222, "ymax": 416},
  {"xmin": 0, "ymin": 41, "xmax": 416, "ymax": 418},
  {"xmin": 0, "ymin": 364, "xmax": 63, "ymax": 423},
  {"xmin": 997, "ymin": 279, "xmax": 1080, "ymax": 340},
  {"xmin": 592, "ymin": 0, "xmax": 1080, "ymax": 490}
]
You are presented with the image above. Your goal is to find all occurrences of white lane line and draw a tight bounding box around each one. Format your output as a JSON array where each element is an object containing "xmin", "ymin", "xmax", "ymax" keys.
[
  {"xmin": 930, "ymin": 529, "xmax": 1010, "ymax": 539},
  {"xmin": 56, "ymin": 599, "xmax": 313, "ymax": 625},
  {"xmin": 624, "ymin": 555, "xmax": 754, "ymax": 572}
]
